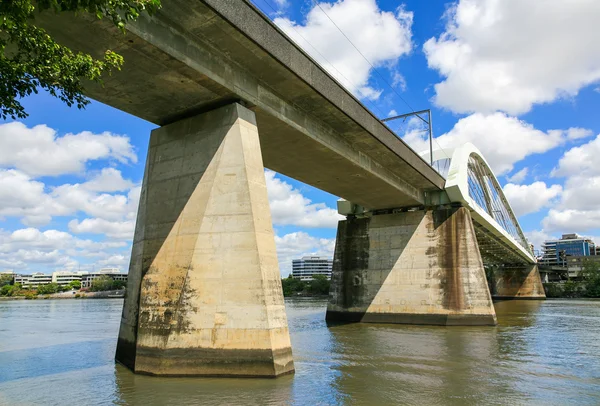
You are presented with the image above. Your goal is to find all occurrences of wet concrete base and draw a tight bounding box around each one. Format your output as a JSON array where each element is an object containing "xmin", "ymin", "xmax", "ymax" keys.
[
  {"xmin": 133, "ymin": 346, "xmax": 294, "ymax": 378},
  {"xmin": 326, "ymin": 311, "xmax": 497, "ymax": 326},
  {"xmin": 326, "ymin": 207, "xmax": 498, "ymax": 326},
  {"xmin": 491, "ymin": 265, "xmax": 546, "ymax": 300}
]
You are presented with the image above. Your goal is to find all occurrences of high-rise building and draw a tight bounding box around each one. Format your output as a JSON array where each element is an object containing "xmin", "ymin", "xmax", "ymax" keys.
[
  {"xmin": 540, "ymin": 234, "xmax": 596, "ymax": 266},
  {"xmin": 291, "ymin": 256, "xmax": 333, "ymax": 281}
]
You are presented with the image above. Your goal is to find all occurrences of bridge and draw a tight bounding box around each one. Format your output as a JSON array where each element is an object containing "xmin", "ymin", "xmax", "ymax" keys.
[{"xmin": 35, "ymin": 0, "xmax": 544, "ymax": 378}]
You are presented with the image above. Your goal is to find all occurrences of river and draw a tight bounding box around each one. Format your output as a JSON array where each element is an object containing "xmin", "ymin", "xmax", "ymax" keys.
[{"xmin": 0, "ymin": 298, "xmax": 599, "ymax": 405}]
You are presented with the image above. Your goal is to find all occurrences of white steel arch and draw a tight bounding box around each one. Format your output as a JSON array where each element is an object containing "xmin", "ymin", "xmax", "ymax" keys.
[{"xmin": 426, "ymin": 143, "xmax": 535, "ymax": 264}]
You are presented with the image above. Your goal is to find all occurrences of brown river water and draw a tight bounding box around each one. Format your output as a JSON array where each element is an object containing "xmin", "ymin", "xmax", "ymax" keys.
[{"xmin": 0, "ymin": 298, "xmax": 599, "ymax": 405}]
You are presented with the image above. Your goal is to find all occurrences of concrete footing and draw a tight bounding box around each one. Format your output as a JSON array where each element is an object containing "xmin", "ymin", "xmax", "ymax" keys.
[
  {"xmin": 490, "ymin": 265, "xmax": 546, "ymax": 300},
  {"xmin": 115, "ymin": 103, "xmax": 294, "ymax": 377},
  {"xmin": 326, "ymin": 207, "xmax": 497, "ymax": 326}
]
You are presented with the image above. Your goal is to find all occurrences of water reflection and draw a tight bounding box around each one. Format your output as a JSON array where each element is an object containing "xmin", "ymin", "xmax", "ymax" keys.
[{"xmin": 1, "ymin": 298, "xmax": 599, "ymax": 405}]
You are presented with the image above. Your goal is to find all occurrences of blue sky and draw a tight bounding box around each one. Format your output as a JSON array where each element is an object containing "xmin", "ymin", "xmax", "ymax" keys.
[{"xmin": 1, "ymin": 0, "xmax": 599, "ymax": 275}]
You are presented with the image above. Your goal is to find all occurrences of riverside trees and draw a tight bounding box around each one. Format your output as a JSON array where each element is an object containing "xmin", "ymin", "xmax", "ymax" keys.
[{"xmin": 0, "ymin": 0, "xmax": 160, "ymax": 119}]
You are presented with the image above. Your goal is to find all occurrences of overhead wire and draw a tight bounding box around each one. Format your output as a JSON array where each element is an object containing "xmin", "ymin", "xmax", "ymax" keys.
[
  {"xmin": 255, "ymin": 0, "xmax": 390, "ymax": 120},
  {"xmin": 258, "ymin": 0, "xmax": 448, "ymax": 168}
]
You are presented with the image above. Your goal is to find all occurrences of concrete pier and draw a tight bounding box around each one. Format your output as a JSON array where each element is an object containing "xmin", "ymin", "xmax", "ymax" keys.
[
  {"xmin": 326, "ymin": 207, "xmax": 497, "ymax": 326},
  {"xmin": 115, "ymin": 103, "xmax": 294, "ymax": 377},
  {"xmin": 490, "ymin": 265, "xmax": 546, "ymax": 300}
]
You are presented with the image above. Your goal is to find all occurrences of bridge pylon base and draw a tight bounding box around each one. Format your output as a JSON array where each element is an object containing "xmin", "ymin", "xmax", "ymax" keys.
[
  {"xmin": 326, "ymin": 207, "xmax": 497, "ymax": 326},
  {"xmin": 490, "ymin": 265, "xmax": 546, "ymax": 300},
  {"xmin": 115, "ymin": 103, "xmax": 294, "ymax": 377}
]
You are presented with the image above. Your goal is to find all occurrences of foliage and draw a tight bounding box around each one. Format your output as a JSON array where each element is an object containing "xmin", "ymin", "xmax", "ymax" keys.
[
  {"xmin": 68, "ymin": 280, "xmax": 81, "ymax": 290},
  {"xmin": 543, "ymin": 260, "xmax": 600, "ymax": 298},
  {"xmin": 0, "ymin": 274, "xmax": 13, "ymax": 287},
  {"xmin": 112, "ymin": 280, "xmax": 126, "ymax": 290},
  {"xmin": 1, "ymin": 284, "xmax": 15, "ymax": 296},
  {"xmin": 91, "ymin": 275, "xmax": 117, "ymax": 291},
  {"xmin": 308, "ymin": 275, "xmax": 330, "ymax": 295},
  {"xmin": 281, "ymin": 275, "xmax": 330, "ymax": 297},
  {"xmin": 36, "ymin": 282, "xmax": 60, "ymax": 295},
  {"xmin": 0, "ymin": 0, "xmax": 161, "ymax": 120}
]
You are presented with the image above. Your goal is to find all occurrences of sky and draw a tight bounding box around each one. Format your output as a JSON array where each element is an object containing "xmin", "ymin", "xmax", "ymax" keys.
[{"xmin": 1, "ymin": 0, "xmax": 600, "ymax": 276}]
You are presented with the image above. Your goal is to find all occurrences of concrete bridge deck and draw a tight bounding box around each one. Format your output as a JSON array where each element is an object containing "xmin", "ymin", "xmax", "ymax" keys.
[{"xmin": 37, "ymin": 0, "xmax": 444, "ymax": 210}]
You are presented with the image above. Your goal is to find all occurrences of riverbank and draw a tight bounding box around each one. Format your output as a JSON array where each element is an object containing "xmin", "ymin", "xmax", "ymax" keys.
[{"xmin": 0, "ymin": 289, "xmax": 125, "ymax": 300}]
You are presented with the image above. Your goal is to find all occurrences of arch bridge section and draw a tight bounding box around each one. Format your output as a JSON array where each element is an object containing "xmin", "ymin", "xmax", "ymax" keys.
[{"xmin": 327, "ymin": 143, "xmax": 545, "ymax": 327}]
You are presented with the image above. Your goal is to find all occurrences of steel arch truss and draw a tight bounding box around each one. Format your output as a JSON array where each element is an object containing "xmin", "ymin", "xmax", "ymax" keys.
[{"xmin": 439, "ymin": 143, "xmax": 535, "ymax": 265}]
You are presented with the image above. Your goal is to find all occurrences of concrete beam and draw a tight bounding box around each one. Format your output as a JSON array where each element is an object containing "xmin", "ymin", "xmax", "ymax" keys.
[
  {"xmin": 34, "ymin": 0, "xmax": 445, "ymax": 209},
  {"xmin": 116, "ymin": 103, "xmax": 294, "ymax": 377}
]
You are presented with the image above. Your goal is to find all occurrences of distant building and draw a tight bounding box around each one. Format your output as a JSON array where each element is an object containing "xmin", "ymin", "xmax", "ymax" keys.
[
  {"xmin": 540, "ymin": 234, "xmax": 596, "ymax": 267},
  {"xmin": 51, "ymin": 271, "xmax": 89, "ymax": 286},
  {"xmin": 292, "ymin": 256, "xmax": 333, "ymax": 281},
  {"xmin": 15, "ymin": 273, "xmax": 52, "ymax": 288},
  {"xmin": 81, "ymin": 268, "xmax": 128, "ymax": 289}
]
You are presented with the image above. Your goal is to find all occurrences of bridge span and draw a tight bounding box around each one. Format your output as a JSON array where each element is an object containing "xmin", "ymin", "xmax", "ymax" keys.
[{"xmin": 35, "ymin": 0, "xmax": 543, "ymax": 378}]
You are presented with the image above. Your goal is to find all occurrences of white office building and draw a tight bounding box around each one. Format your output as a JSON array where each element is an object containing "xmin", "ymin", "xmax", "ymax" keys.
[
  {"xmin": 15, "ymin": 273, "xmax": 52, "ymax": 288},
  {"xmin": 292, "ymin": 256, "xmax": 333, "ymax": 281},
  {"xmin": 52, "ymin": 271, "xmax": 89, "ymax": 286}
]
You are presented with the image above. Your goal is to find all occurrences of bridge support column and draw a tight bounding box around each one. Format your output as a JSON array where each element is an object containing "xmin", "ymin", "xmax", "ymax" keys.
[
  {"xmin": 490, "ymin": 265, "xmax": 546, "ymax": 300},
  {"xmin": 115, "ymin": 103, "xmax": 294, "ymax": 377},
  {"xmin": 326, "ymin": 207, "xmax": 497, "ymax": 326}
]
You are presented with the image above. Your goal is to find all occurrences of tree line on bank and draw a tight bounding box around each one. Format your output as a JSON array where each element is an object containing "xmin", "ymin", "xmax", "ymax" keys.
[
  {"xmin": 0, "ymin": 275, "xmax": 125, "ymax": 297},
  {"xmin": 543, "ymin": 260, "xmax": 600, "ymax": 298},
  {"xmin": 281, "ymin": 275, "xmax": 330, "ymax": 297}
]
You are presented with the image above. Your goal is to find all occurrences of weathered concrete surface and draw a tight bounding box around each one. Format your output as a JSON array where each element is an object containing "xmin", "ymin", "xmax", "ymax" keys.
[
  {"xmin": 490, "ymin": 265, "xmax": 546, "ymax": 300},
  {"xmin": 115, "ymin": 103, "xmax": 294, "ymax": 377},
  {"xmin": 326, "ymin": 207, "xmax": 497, "ymax": 326},
  {"xmin": 35, "ymin": 0, "xmax": 445, "ymax": 210}
]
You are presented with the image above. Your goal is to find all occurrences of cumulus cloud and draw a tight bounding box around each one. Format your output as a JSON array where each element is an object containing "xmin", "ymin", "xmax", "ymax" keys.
[
  {"xmin": 266, "ymin": 170, "xmax": 343, "ymax": 228},
  {"xmin": 274, "ymin": 0, "xmax": 413, "ymax": 100},
  {"xmin": 68, "ymin": 218, "xmax": 136, "ymax": 240},
  {"xmin": 424, "ymin": 0, "xmax": 600, "ymax": 115},
  {"xmin": 552, "ymin": 134, "xmax": 600, "ymax": 178},
  {"xmin": 403, "ymin": 113, "xmax": 591, "ymax": 175},
  {"xmin": 83, "ymin": 168, "xmax": 135, "ymax": 192},
  {"xmin": 0, "ymin": 122, "xmax": 137, "ymax": 177},
  {"xmin": 503, "ymin": 182, "xmax": 562, "ymax": 217},
  {"xmin": 275, "ymin": 232, "xmax": 336, "ymax": 277},
  {"xmin": 506, "ymin": 167, "xmax": 528, "ymax": 184},
  {"xmin": 543, "ymin": 137, "xmax": 600, "ymax": 232}
]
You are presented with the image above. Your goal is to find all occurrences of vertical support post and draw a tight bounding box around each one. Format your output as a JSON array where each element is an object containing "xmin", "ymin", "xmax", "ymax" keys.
[
  {"xmin": 428, "ymin": 109, "xmax": 433, "ymax": 167},
  {"xmin": 115, "ymin": 103, "xmax": 294, "ymax": 377}
]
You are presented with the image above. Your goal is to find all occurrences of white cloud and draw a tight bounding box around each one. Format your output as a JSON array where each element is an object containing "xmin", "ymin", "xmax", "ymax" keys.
[
  {"xmin": 552, "ymin": 134, "xmax": 600, "ymax": 178},
  {"xmin": 565, "ymin": 127, "xmax": 594, "ymax": 141},
  {"xmin": 0, "ymin": 167, "xmax": 140, "ymax": 227},
  {"xmin": 266, "ymin": 170, "xmax": 343, "ymax": 228},
  {"xmin": 421, "ymin": 113, "xmax": 588, "ymax": 174},
  {"xmin": 542, "ymin": 137, "xmax": 600, "ymax": 232},
  {"xmin": 274, "ymin": 0, "xmax": 413, "ymax": 100},
  {"xmin": 83, "ymin": 168, "xmax": 135, "ymax": 192},
  {"xmin": 543, "ymin": 209, "xmax": 600, "ymax": 233},
  {"xmin": 0, "ymin": 169, "xmax": 68, "ymax": 226},
  {"xmin": 98, "ymin": 254, "xmax": 130, "ymax": 268},
  {"xmin": 68, "ymin": 218, "xmax": 136, "ymax": 240},
  {"xmin": 0, "ymin": 122, "xmax": 137, "ymax": 177},
  {"xmin": 275, "ymin": 232, "xmax": 336, "ymax": 277},
  {"xmin": 424, "ymin": 0, "xmax": 600, "ymax": 114},
  {"xmin": 506, "ymin": 167, "xmax": 528, "ymax": 184},
  {"xmin": 503, "ymin": 182, "xmax": 562, "ymax": 217}
]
